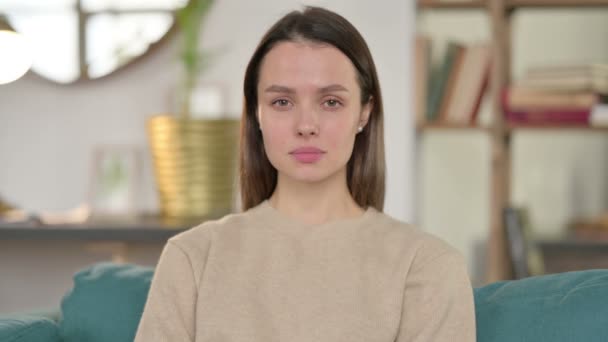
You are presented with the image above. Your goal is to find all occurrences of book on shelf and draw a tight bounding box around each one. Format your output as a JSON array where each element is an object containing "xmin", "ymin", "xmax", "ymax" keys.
[
  {"xmin": 503, "ymin": 87, "xmax": 598, "ymax": 111},
  {"xmin": 526, "ymin": 64, "xmax": 608, "ymax": 78},
  {"xmin": 419, "ymin": 0, "xmax": 479, "ymax": 4},
  {"xmin": 501, "ymin": 88, "xmax": 592, "ymax": 125},
  {"xmin": 505, "ymin": 108, "xmax": 590, "ymax": 126},
  {"xmin": 503, "ymin": 206, "xmax": 545, "ymax": 279},
  {"xmin": 426, "ymin": 41, "xmax": 464, "ymax": 123},
  {"xmin": 439, "ymin": 43, "xmax": 491, "ymax": 125},
  {"xmin": 570, "ymin": 213, "xmax": 608, "ymax": 240},
  {"xmin": 518, "ymin": 63, "xmax": 608, "ymax": 94},
  {"xmin": 503, "ymin": 63, "xmax": 608, "ymax": 126},
  {"xmin": 570, "ymin": 224, "xmax": 608, "ymax": 240},
  {"xmin": 504, "ymin": 207, "xmax": 530, "ymax": 279},
  {"xmin": 414, "ymin": 35, "xmax": 431, "ymax": 128},
  {"xmin": 423, "ymin": 40, "xmax": 491, "ymax": 126},
  {"xmin": 436, "ymin": 43, "xmax": 467, "ymax": 122}
]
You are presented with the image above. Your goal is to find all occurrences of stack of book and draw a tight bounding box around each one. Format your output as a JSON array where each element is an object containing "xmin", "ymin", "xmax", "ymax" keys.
[
  {"xmin": 503, "ymin": 64, "xmax": 608, "ymax": 127},
  {"xmin": 569, "ymin": 213, "xmax": 608, "ymax": 240},
  {"xmin": 415, "ymin": 36, "xmax": 492, "ymax": 127}
]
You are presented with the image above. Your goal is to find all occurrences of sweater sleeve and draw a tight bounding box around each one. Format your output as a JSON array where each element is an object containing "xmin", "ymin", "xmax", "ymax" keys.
[
  {"xmin": 395, "ymin": 248, "xmax": 476, "ymax": 342},
  {"xmin": 135, "ymin": 241, "xmax": 198, "ymax": 342}
]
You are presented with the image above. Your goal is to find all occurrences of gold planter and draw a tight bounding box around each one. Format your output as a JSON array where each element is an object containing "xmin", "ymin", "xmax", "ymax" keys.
[{"xmin": 147, "ymin": 115, "xmax": 239, "ymax": 221}]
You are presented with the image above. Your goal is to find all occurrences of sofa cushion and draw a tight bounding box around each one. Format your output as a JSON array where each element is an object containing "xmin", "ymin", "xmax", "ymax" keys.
[
  {"xmin": 0, "ymin": 315, "xmax": 61, "ymax": 342},
  {"xmin": 59, "ymin": 262, "xmax": 153, "ymax": 342},
  {"xmin": 474, "ymin": 269, "xmax": 608, "ymax": 342}
]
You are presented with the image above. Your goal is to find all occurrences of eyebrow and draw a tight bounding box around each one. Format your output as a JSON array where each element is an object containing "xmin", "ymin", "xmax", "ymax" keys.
[{"xmin": 263, "ymin": 84, "xmax": 349, "ymax": 94}]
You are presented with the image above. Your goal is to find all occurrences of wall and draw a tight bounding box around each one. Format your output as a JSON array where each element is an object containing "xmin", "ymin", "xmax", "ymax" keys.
[{"xmin": 0, "ymin": 0, "xmax": 414, "ymax": 314}]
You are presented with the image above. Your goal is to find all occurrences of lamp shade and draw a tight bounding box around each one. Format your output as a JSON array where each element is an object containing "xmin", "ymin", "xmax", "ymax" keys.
[{"xmin": 0, "ymin": 30, "xmax": 33, "ymax": 84}]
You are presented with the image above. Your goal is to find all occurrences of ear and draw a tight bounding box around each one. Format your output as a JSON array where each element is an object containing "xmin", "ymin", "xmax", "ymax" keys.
[
  {"xmin": 359, "ymin": 96, "xmax": 373, "ymax": 129},
  {"xmin": 257, "ymin": 109, "xmax": 263, "ymax": 131}
]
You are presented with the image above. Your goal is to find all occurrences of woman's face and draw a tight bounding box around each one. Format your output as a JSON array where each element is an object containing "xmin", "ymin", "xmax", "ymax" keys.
[{"xmin": 256, "ymin": 41, "xmax": 371, "ymax": 184}]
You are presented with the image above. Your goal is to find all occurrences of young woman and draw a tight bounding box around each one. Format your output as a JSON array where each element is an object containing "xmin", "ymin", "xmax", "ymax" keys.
[{"xmin": 136, "ymin": 6, "xmax": 475, "ymax": 342}]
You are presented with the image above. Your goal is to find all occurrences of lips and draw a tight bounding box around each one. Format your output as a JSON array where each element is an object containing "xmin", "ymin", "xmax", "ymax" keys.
[
  {"xmin": 291, "ymin": 147, "xmax": 324, "ymax": 154},
  {"xmin": 289, "ymin": 147, "xmax": 325, "ymax": 163}
]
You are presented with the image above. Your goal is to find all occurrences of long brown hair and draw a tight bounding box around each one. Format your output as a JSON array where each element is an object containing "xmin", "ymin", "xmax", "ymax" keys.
[{"xmin": 240, "ymin": 6, "xmax": 385, "ymax": 211}]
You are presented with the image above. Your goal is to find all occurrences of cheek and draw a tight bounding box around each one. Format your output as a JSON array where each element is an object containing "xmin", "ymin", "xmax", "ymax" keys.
[
  {"xmin": 260, "ymin": 120, "xmax": 290, "ymax": 155},
  {"xmin": 324, "ymin": 119, "xmax": 357, "ymax": 154},
  {"xmin": 325, "ymin": 118, "xmax": 354, "ymax": 142}
]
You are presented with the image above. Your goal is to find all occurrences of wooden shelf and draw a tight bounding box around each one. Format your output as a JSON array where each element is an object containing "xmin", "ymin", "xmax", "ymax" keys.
[
  {"xmin": 417, "ymin": 0, "xmax": 486, "ymax": 9},
  {"xmin": 508, "ymin": 0, "xmax": 608, "ymax": 8},
  {"xmin": 416, "ymin": 0, "xmax": 608, "ymax": 283},
  {"xmin": 417, "ymin": 123, "xmax": 491, "ymax": 131},
  {"xmin": 0, "ymin": 215, "xmax": 198, "ymax": 241},
  {"xmin": 419, "ymin": 123, "xmax": 608, "ymax": 133},
  {"xmin": 0, "ymin": 226, "xmax": 187, "ymax": 242},
  {"xmin": 508, "ymin": 124, "xmax": 608, "ymax": 131},
  {"xmin": 418, "ymin": 0, "xmax": 608, "ymax": 9}
]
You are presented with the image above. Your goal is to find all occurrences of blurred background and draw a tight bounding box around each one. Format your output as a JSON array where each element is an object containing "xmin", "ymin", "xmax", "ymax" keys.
[
  {"xmin": 0, "ymin": 0, "xmax": 412, "ymax": 314},
  {"xmin": 1, "ymin": 0, "xmax": 608, "ymax": 317}
]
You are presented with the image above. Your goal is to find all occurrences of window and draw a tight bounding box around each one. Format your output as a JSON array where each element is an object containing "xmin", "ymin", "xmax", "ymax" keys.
[{"xmin": 1, "ymin": 0, "xmax": 187, "ymax": 83}]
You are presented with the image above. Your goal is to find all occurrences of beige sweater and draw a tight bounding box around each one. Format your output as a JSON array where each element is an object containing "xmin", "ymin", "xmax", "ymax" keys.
[{"xmin": 135, "ymin": 200, "xmax": 476, "ymax": 341}]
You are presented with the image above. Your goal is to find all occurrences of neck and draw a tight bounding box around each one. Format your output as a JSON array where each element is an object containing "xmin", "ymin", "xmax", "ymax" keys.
[{"xmin": 268, "ymin": 169, "xmax": 364, "ymax": 225}]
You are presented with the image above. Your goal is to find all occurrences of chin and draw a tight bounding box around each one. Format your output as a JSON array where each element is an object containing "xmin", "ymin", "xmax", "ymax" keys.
[
  {"xmin": 277, "ymin": 167, "xmax": 322, "ymax": 182},
  {"xmin": 269, "ymin": 155, "xmax": 347, "ymax": 185},
  {"xmin": 282, "ymin": 165, "xmax": 344, "ymax": 185},
  {"xmin": 289, "ymin": 173, "xmax": 329, "ymax": 184}
]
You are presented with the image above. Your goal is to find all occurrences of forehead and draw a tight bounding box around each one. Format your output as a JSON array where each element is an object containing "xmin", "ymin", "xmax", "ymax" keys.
[{"xmin": 258, "ymin": 41, "xmax": 359, "ymax": 88}]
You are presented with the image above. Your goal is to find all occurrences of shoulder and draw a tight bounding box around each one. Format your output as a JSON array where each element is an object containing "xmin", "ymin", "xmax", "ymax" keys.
[
  {"xmin": 166, "ymin": 209, "xmax": 255, "ymax": 257},
  {"xmin": 369, "ymin": 210, "xmax": 463, "ymax": 270}
]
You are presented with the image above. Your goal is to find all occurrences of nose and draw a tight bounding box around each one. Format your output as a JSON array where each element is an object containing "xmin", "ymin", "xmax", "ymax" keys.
[
  {"xmin": 297, "ymin": 123, "xmax": 319, "ymax": 136},
  {"xmin": 296, "ymin": 108, "xmax": 319, "ymax": 137}
]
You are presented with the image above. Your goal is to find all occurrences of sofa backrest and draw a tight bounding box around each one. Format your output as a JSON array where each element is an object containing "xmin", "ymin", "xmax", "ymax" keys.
[
  {"xmin": 59, "ymin": 262, "xmax": 153, "ymax": 342},
  {"xmin": 0, "ymin": 315, "xmax": 60, "ymax": 342},
  {"xmin": 57, "ymin": 263, "xmax": 608, "ymax": 342},
  {"xmin": 475, "ymin": 269, "xmax": 608, "ymax": 342}
]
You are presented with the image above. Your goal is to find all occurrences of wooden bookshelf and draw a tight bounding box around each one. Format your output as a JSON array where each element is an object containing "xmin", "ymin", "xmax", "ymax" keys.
[
  {"xmin": 508, "ymin": 125, "xmax": 608, "ymax": 132},
  {"xmin": 419, "ymin": 0, "xmax": 608, "ymax": 9},
  {"xmin": 417, "ymin": 0, "xmax": 608, "ymax": 283},
  {"xmin": 418, "ymin": 123, "xmax": 491, "ymax": 132},
  {"xmin": 508, "ymin": 0, "xmax": 608, "ymax": 8},
  {"xmin": 418, "ymin": 1, "xmax": 486, "ymax": 9}
]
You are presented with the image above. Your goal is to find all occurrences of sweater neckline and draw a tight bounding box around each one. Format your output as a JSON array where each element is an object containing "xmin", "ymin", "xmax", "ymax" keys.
[{"xmin": 252, "ymin": 199, "xmax": 378, "ymax": 233}]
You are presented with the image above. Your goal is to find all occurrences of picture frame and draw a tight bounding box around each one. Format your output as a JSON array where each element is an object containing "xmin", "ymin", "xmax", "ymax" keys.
[{"xmin": 88, "ymin": 145, "xmax": 142, "ymax": 218}]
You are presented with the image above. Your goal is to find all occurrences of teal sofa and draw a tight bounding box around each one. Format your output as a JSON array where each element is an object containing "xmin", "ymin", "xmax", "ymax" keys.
[{"xmin": 2, "ymin": 262, "xmax": 608, "ymax": 342}]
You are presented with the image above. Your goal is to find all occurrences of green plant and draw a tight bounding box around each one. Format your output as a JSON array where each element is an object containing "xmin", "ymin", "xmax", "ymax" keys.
[{"xmin": 176, "ymin": 0, "xmax": 215, "ymax": 118}]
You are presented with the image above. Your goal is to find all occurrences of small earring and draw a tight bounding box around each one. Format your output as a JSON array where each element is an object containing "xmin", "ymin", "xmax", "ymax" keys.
[{"xmin": 357, "ymin": 126, "xmax": 363, "ymax": 133}]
